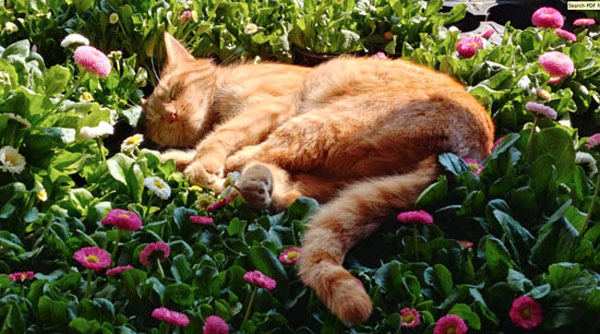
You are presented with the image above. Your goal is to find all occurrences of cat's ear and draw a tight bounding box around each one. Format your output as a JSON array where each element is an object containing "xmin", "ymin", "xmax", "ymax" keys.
[{"xmin": 163, "ymin": 31, "xmax": 194, "ymax": 64}]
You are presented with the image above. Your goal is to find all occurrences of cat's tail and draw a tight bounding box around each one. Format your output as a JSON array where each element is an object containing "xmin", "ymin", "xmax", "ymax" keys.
[{"xmin": 297, "ymin": 155, "xmax": 439, "ymax": 325}]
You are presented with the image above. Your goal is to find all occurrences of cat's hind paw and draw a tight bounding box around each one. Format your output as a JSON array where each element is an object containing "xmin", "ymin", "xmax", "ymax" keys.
[
  {"xmin": 161, "ymin": 149, "xmax": 195, "ymax": 172},
  {"xmin": 238, "ymin": 163, "xmax": 273, "ymax": 209}
]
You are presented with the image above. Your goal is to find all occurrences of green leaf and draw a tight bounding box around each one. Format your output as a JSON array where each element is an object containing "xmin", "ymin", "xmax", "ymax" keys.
[
  {"xmin": 107, "ymin": 153, "xmax": 135, "ymax": 185},
  {"xmin": 415, "ymin": 175, "xmax": 447, "ymax": 208},
  {"xmin": 439, "ymin": 153, "xmax": 470, "ymax": 175},
  {"xmin": 484, "ymin": 236, "xmax": 514, "ymax": 279},
  {"xmin": 531, "ymin": 217, "xmax": 579, "ymax": 268},
  {"xmin": 424, "ymin": 264, "xmax": 453, "ymax": 297},
  {"xmin": 448, "ymin": 303, "xmax": 481, "ymax": 330},
  {"xmin": 44, "ymin": 65, "xmax": 70, "ymax": 97},
  {"xmin": 1, "ymin": 300, "xmax": 25, "ymax": 334},
  {"xmin": 38, "ymin": 296, "xmax": 69, "ymax": 326},
  {"xmin": 122, "ymin": 106, "xmax": 143, "ymax": 127},
  {"xmin": 507, "ymin": 269, "xmax": 533, "ymax": 293},
  {"xmin": 164, "ymin": 283, "xmax": 194, "ymax": 307}
]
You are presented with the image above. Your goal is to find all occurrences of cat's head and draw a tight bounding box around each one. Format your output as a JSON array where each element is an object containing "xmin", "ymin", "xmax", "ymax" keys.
[{"xmin": 143, "ymin": 32, "xmax": 217, "ymax": 148}]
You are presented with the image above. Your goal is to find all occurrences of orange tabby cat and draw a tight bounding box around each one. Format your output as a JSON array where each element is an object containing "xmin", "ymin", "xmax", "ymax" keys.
[{"xmin": 144, "ymin": 32, "xmax": 494, "ymax": 325}]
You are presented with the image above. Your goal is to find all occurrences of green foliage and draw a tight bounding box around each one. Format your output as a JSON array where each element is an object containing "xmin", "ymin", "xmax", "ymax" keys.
[{"xmin": 2, "ymin": 1, "xmax": 600, "ymax": 333}]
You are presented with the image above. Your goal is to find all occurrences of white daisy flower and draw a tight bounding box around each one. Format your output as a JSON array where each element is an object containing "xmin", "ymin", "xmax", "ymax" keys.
[
  {"xmin": 60, "ymin": 33, "xmax": 90, "ymax": 48},
  {"xmin": 576, "ymin": 152, "xmax": 598, "ymax": 177},
  {"xmin": 121, "ymin": 134, "xmax": 144, "ymax": 152},
  {"xmin": 220, "ymin": 171, "xmax": 241, "ymax": 198},
  {"xmin": 0, "ymin": 146, "xmax": 26, "ymax": 174},
  {"xmin": 3, "ymin": 113, "xmax": 31, "ymax": 128},
  {"xmin": 79, "ymin": 92, "xmax": 94, "ymax": 102},
  {"xmin": 143, "ymin": 176, "xmax": 171, "ymax": 200},
  {"xmin": 37, "ymin": 189, "xmax": 48, "ymax": 202},
  {"xmin": 244, "ymin": 23, "xmax": 258, "ymax": 35},
  {"xmin": 2, "ymin": 22, "xmax": 18, "ymax": 34},
  {"xmin": 109, "ymin": 13, "xmax": 119, "ymax": 24},
  {"xmin": 79, "ymin": 121, "xmax": 114, "ymax": 140}
]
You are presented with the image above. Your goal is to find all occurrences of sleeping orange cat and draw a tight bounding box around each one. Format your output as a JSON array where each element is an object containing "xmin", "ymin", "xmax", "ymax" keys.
[{"xmin": 144, "ymin": 32, "xmax": 494, "ymax": 325}]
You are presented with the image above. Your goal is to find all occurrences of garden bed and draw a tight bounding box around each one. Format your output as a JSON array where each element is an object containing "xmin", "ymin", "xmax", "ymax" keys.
[{"xmin": 2, "ymin": 1, "xmax": 600, "ymax": 333}]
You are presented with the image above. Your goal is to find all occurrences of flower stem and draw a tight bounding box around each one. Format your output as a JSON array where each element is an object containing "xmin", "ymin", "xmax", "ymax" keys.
[
  {"xmin": 242, "ymin": 286, "xmax": 258, "ymax": 328},
  {"xmin": 145, "ymin": 194, "xmax": 155, "ymax": 221},
  {"xmin": 156, "ymin": 258, "xmax": 165, "ymax": 279},
  {"xmin": 9, "ymin": 124, "xmax": 16, "ymax": 147},
  {"xmin": 582, "ymin": 172, "xmax": 600, "ymax": 233},
  {"xmin": 84, "ymin": 270, "xmax": 93, "ymax": 299},
  {"xmin": 413, "ymin": 225, "xmax": 419, "ymax": 262},
  {"xmin": 53, "ymin": 71, "xmax": 88, "ymax": 110},
  {"xmin": 305, "ymin": 289, "xmax": 315, "ymax": 323},
  {"xmin": 111, "ymin": 229, "xmax": 122, "ymax": 264},
  {"xmin": 524, "ymin": 116, "xmax": 539, "ymax": 161},
  {"xmin": 96, "ymin": 138, "xmax": 106, "ymax": 163}
]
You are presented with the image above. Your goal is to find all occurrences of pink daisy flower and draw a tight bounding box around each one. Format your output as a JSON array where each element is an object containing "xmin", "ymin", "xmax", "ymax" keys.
[
  {"xmin": 459, "ymin": 240, "xmax": 474, "ymax": 249},
  {"xmin": 585, "ymin": 133, "xmax": 600, "ymax": 149},
  {"xmin": 189, "ymin": 215, "xmax": 214, "ymax": 225},
  {"xmin": 73, "ymin": 247, "xmax": 111, "ymax": 271},
  {"xmin": 574, "ymin": 18, "xmax": 596, "ymax": 26},
  {"xmin": 531, "ymin": 7, "xmax": 564, "ymax": 28},
  {"xmin": 464, "ymin": 158, "xmax": 484, "ymax": 175},
  {"xmin": 207, "ymin": 197, "xmax": 235, "ymax": 212},
  {"xmin": 73, "ymin": 46, "xmax": 111, "ymax": 77},
  {"xmin": 372, "ymin": 51, "xmax": 387, "ymax": 60},
  {"xmin": 101, "ymin": 209, "xmax": 143, "ymax": 231},
  {"xmin": 554, "ymin": 29, "xmax": 576, "ymax": 42},
  {"xmin": 456, "ymin": 36, "xmax": 483, "ymax": 58},
  {"xmin": 434, "ymin": 314, "xmax": 468, "ymax": 334},
  {"xmin": 397, "ymin": 210, "xmax": 433, "ymax": 224},
  {"xmin": 279, "ymin": 247, "xmax": 301, "ymax": 264},
  {"xmin": 140, "ymin": 242, "xmax": 170, "ymax": 266},
  {"xmin": 106, "ymin": 265, "xmax": 134, "ymax": 277},
  {"xmin": 509, "ymin": 296, "xmax": 543, "ymax": 329},
  {"xmin": 178, "ymin": 11, "xmax": 192, "ymax": 24},
  {"xmin": 400, "ymin": 308, "xmax": 421, "ymax": 328},
  {"xmin": 8, "ymin": 271, "xmax": 35, "ymax": 282},
  {"xmin": 525, "ymin": 102, "xmax": 557, "ymax": 120},
  {"xmin": 538, "ymin": 51, "xmax": 574, "ymax": 80},
  {"xmin": 243, "ymin": 270, "xmax": 277, "ymax": 290},
  {"xmin": 481, "ymin": 28, "xmax": 494, "ymax": 39},
  {"xmin": 151, "ymin": 307, "xmax": 190, "ymax": 327},
  {"xmin": 203, "ymin": 315, "xmax": 229, "ymax": 334}
]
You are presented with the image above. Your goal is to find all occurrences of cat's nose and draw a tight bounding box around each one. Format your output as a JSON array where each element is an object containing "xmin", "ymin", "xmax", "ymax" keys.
[{"xmin": 168, "ymin": 111, "xmax": 178, "ymax": 123}]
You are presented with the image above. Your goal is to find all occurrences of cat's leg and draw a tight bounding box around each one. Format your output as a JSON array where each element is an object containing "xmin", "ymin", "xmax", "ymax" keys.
[
  {"xmin": 297, "ymin": 156, "xmax": 439, "ymax": 325},
  {"xmin": 237, "ymin": 162, "xmax": 344, "ymax": 211},
  {"xmin": 184, "ymin": 98, "xmax": 293, "ymax": 188},
  {"xmin": 160, "ymin": 149, "xmax": 196, "ymax": 172}
]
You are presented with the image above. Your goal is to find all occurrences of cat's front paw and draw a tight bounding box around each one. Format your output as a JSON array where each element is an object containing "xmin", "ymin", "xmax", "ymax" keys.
[
  {"xmin": 238, "ymin": 163, "xmax": 273, "ymax": 209},
  {"xmin": 184, "ymin": 161, "xmax": 225, "ymax": 191},
  {"xmin": 225, "ymin": 144, "xmax": 263, "ymax": 172},
  {"xmin": 161, "ymin": 149, "xmax": 195, "ymax": 172}
]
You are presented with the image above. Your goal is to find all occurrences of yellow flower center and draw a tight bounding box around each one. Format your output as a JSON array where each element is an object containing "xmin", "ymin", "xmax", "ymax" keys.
[
  {"xmin": 126, "ymin": 137, "xmax": 140, "ymax": 145},
  {"xmin": 286, "ymin": 251, "xmax": 299, "ymax": 260},
  {"xmin": 37, "ymin": 189, "xmax": 48, "ymax": 202},
  {"xmin": 402, "ymin": 313, "xmax": 414, "ymax": 323},
  {"xmin": 20, "ymin": 273, "xmax": 26, "ymax": 281},
  {"xmin": 86, "ymin": 255, "xmax": 99, "ymax": 263},
  {"xmin": 544, "ymin": 13, "xmax": 553, "ymax": 18},
  {"xmin": 520, "ymin": 307, "xmax": 532, "ymax": 320},
  {"xmin": 154, "ymin": 179, "xmax": 165, "ymax": 189},
  {"xmin": 5, "ymin": 155, "xmax": 17, "ymax": 166},
  {"xmin": 118, "ymin": 213, "xmax": 131, "ymax": 218},
  {"xmin": 470, "ymin": 42, "xmax": 479, "ymax": 48},
  {"xmin": 446, "ymin": 327, "xmax": 457, "ymax": 334}
]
